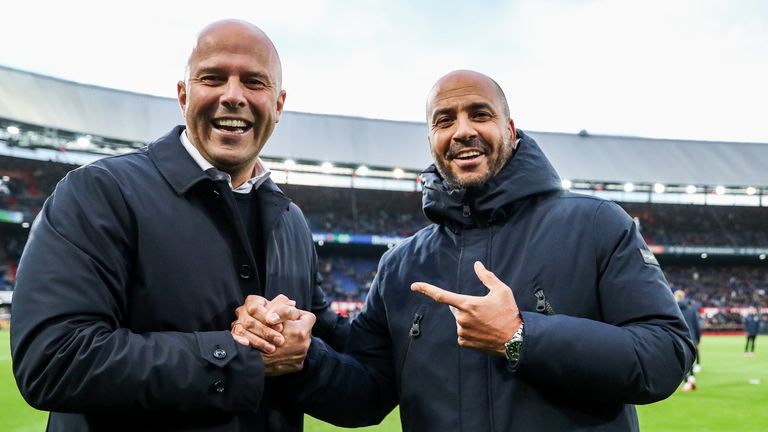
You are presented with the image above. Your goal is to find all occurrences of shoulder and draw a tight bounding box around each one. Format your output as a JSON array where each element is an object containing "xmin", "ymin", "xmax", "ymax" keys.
[
  {"xmin": 88, "ymin": 148, "xmax": 153, "ymax": 179},
  {"xmin": 377, "ymin": 224, "xmax": 438, "ymax": 270},
  {"xmin": 556, "ymin": 191, "xmax": 633, "ymax": 223}
]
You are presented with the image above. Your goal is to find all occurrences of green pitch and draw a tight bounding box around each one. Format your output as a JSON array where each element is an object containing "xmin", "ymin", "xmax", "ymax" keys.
[{"xmin": 2, "ymin": 331, "xmax": 766, "ymax": 431}]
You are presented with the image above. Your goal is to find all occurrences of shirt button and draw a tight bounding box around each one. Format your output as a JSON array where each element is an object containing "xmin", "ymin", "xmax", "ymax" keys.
[
  {"xmin": 213, "ymin": 348, "xmax": 227, "ymax": 359},
  {"xmin": 240, "ymin": 264, "xmax": 253, "ymax": 279}
]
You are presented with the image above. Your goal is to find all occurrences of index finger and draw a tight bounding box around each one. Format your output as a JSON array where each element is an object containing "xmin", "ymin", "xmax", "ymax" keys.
[{"xmin": 411, "ymin": 282, "xmax": 471, "ymax": 309}]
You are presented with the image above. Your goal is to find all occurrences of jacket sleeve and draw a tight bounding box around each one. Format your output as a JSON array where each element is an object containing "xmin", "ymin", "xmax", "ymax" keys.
[
  {"xmin": 515, "ymin": 201, "xmax": 695, "ymax": 405},
  {"xmin": 10, "ymin": 165, "xmax": 266, "ymax": 413},
  {"xmin": 279, "ymin": 264, "xmax": 398, "ymax": 427}
]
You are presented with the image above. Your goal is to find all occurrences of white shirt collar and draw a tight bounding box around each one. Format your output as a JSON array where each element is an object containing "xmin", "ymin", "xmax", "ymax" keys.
[{"xmin": 180, "ymin": 130, "xmax": 271, "ymax": 194}]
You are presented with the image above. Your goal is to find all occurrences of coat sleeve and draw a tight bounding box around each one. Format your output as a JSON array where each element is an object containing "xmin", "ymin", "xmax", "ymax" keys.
[
  {"xmin": 515, "ymin": 201, "xmax": 695, "ymax": 405},
  {"xmin": 278, "ymin": 261, "xmax": 398, "ymax": 427},
  {"xmin": 10, "ymin": 165, "xmax": 266, "ymax": 413}
]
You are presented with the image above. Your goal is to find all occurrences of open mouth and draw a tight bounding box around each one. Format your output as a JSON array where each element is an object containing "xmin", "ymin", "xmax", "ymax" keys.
[
  {"xmin": 453, "ymin": 150, "xmax": 484, "ymax": 160},
  {"xmin": 212, "ymin": 118, "xmax": 253, "ymax": 134}
]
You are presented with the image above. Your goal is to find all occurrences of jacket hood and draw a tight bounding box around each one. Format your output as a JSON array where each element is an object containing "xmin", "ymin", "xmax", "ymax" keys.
[{"xmin": 421, "ymin": 130, "xmax": 562, "ymax": 229}]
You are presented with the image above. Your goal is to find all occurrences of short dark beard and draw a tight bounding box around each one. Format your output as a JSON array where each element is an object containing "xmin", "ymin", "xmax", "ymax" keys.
[{"xmin": 433, "ymin": 133, "xmax": 513, "ymax": 190}]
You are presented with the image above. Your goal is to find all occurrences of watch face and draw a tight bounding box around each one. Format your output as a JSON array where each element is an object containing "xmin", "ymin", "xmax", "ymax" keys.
[
  {"xmin": 505, "ymin": 323, "xmax": 524, "ymax": 363},
  {"xmin": 505, "ymin": 340, "xmax": 521, "ymax": 363}
]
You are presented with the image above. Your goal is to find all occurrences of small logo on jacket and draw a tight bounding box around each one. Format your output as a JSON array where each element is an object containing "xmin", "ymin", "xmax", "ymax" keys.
[{"xmin": 639, "ymin": 248, "xmax": 660, "ymax": 266}]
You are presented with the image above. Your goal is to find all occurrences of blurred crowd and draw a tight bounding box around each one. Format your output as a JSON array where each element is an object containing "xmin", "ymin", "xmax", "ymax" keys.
[
  {"xmin": 1, "ymin": 155, "xmax": 767, "ymax": 331},
  {"xmin": 281, "ymin": 184, "xmax": 427, "ymax": 237},
  {"xmin": 622, "ymin": 202, "xmax": 768, "ymax": 246}
]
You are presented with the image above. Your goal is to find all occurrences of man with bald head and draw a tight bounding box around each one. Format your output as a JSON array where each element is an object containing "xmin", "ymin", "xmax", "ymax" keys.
[
  {"xmin": 276, "ymin": 70, "xmax": 695, "ymax": 431},
  {"xmin": 11, "ymin": 19, "xmax": 347, "ymax": 431}
]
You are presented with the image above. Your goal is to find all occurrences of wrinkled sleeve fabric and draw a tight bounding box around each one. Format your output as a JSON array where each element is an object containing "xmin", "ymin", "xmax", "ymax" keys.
[
  {"xmin": 287, "ymin": 261, "xmax": 398, "ymax": 427},
  {"xmin": 515, "ymin": 201, "xmax": 695, "ymax": 404},
  {"xmin": 10, "ymin": 165, "xmax": 265, "ymax": 413}
]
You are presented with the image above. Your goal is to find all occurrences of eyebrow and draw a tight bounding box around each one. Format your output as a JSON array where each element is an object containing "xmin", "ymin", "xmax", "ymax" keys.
[
  {"xmin": 194, "ymin": 67, "xmax": 272, "ymax": 82},
  {"xmin": 430, "ymin": 101, "xmax": 496, "ymax": 122},
  {"xmin": 466, "ymin": 101, "xmax": 496, "ymax": 113}
]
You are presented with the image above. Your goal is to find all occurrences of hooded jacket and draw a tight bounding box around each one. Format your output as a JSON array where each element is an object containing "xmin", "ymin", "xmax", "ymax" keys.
[
  {"xmin": 299, "ymin": 130, "xmax": 695, "ymax": 431},
  {"xmin": 11, "ymin": 126, "xmax": 348, "ymax": 432}
]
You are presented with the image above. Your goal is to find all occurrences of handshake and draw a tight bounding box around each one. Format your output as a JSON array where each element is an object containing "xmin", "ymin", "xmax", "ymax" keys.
[{"xmin": 230, "ymin": 294, "xmax": 316, "ymax": 377}]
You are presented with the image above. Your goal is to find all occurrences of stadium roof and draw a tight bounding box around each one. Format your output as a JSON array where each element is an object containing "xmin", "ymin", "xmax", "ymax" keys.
[{"xmin": 2, "ymin": 64, "xmax": 767, "ymax": 187}]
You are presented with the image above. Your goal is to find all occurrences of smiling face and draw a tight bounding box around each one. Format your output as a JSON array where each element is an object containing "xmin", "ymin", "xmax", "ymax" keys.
[
  {"xmin": 426, "ymin": 70, "xmax": 515, "ymax": 189},
  {"xmin": 177, "ymin": 20, "xmax": 285, "ymax": 186}
]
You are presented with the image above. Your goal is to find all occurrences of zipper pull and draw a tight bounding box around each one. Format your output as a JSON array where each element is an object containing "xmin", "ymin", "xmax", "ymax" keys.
[
  {"xmin": 534, "ymin": 289, "xmax": 547, "ymax": 313},
  {"xmin": 409, "ymin": 312, "xmax": 423, "ymax": 338},
  {"xmin": 534, "ymin": 288, "xmax": 556, "ymax": 315},
  {"xmin": 462, "ymin": 203, "xmax": 471, "ymax": 218}
]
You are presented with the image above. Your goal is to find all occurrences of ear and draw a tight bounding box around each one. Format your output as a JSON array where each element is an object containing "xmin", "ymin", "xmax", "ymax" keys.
[
  {"xmin": 507, "ymin": 117, "xmax": 516, "ymax": 142},
  {"xmin": 274, "ymin": 89, "xmax": 287, "ymax": 123},
  {"xmin": 177, "ymin": 81, "xmax": 187, "ymax": 116}
]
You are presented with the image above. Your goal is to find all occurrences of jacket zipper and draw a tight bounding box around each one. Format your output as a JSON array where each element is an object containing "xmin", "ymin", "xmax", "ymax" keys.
[
  {"xmin": 534, "ymin": 288, "xmax": 556, "ymax": 315},
  {"xmin": 398, "ymin": 306, "xmax": 425, "ymax": 392}
]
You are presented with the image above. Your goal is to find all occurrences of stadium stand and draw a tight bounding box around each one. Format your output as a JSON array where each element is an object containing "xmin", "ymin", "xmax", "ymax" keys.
[
  {"xmin": 1, "ymin": 64, "xmax": 767, "ymax": 328},
  {"xmin": 2, "ymin": 154, "xmax": 766, "ymax": 329}
]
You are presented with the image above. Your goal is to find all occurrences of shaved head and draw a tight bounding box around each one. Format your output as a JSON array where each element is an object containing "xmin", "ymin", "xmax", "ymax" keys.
[
  {"xmin": 185, "ymin": 19, "xmax": 282, "ymax": 92},
  {"xmin": 425, "ymin": 70, "xmax": 516, "ymax": 189},
  {"xmin": 427, "ymin": 70, "xmax": 509, "ymax": 121},
  {"xmin": 177, "ymin": 19, "xmax": 286, "ymax": 188}
]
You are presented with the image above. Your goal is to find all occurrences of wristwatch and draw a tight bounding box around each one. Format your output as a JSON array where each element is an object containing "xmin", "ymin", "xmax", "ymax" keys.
[{"xmin": 504, "ymin": 321, "xmax": 524, "ymax": 364}]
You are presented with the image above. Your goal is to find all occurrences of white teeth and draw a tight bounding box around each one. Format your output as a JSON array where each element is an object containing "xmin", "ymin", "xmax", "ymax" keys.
[
  {"xmin": 456, "ymin": 150, "xmax": 482, "ymax": 159},
  {"xmin": 215, "ymin": 119, "xmax": 248, "ymax": 127}
]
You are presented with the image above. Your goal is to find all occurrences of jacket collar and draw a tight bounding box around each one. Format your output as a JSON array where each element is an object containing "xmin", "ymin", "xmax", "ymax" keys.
[
  {"xmin": 421, "ymin": 129, "xmax": 562, "ymax": 229},
  {"xmin": 148, "ymin": 126, "xmax": 293, "ymax": 225},
  {"xmin": 149, "ymin": 126, "xmax": 210, "ymax": 195}
]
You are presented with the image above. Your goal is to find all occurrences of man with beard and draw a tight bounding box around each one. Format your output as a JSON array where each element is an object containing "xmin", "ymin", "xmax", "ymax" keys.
[
  {"xmin": 235, "ymin": 70, "xmax": 695, "ymax": 431},
  {"xmin": 11, "ymin": 20, "xmax": 347, "ymax": 431}
]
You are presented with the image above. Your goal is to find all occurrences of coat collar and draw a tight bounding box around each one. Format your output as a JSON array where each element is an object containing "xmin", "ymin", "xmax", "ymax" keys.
[
  {"xmin": 148, "ymin": 126, "xmax": 293, "ymax": 220},
  {"xmin": 148, "ymin": 126, "xmax": 210, "ymax": 195},
  {"xmin": 421, "ymin": 129, "xmax": 562, "ymax": 229}
]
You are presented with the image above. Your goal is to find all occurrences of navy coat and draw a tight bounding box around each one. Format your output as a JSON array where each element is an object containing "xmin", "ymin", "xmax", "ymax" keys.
[
  {"xmin": 11, "ymin": 126, "xmax": 347, "ymax": 431},
  {"xmin": 297, "ymin": 131, "xmax": 695, "ymax": 431}
]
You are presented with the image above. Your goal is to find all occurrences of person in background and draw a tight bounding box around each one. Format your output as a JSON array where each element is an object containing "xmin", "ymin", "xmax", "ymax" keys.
[
  {"xmin": 11, "ymin": 19, "xmax": 346, "ymax": 431},
  {"xmin": 675, "ymin": 289, "xmax": 700, "ymax": 391},
  {"xmin": 744, "ymin": 305, "xmax": 760, "ymax": 358}
]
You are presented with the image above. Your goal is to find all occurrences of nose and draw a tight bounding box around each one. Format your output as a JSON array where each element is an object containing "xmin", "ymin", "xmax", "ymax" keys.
[
  {"xmin": 452, "ymin": 115, "xmax": 477, "ymax": 143},
  {"xmin": 221, "ymin": 77, "xmax": 247, "ymax": 109}
]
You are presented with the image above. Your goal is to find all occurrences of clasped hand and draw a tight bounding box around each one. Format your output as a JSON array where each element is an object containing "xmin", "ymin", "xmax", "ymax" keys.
[
  {"xmin": 411, "ymin": 261, "xmax": 522, "ymax": 356},
  {"xmin": 231, "ymin": 294, "xmax": 316, "ymax": 376}
]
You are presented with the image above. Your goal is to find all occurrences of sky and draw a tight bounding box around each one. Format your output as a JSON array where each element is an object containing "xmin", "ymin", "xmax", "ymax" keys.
[{"xmin": 1, "ymin": 0, "xmax": 767, "ymax": 143}]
